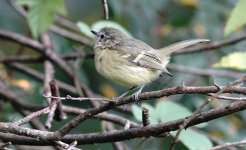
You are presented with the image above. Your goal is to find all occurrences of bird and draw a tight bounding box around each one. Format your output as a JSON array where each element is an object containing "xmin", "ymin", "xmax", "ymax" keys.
[{"xmin": 91, "ymin": 27, "xmax": 209, "ymax": 102}]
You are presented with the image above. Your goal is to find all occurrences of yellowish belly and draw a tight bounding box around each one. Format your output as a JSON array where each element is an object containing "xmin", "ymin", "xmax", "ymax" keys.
[{"xmin": 95, "ymin": 49, "xmax": 160, "ymax": 87}]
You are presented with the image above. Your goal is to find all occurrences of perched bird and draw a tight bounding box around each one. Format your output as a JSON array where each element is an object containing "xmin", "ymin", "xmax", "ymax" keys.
[{"xmin": 91, "ymin": 27, "xmax": 209, "ymax": 101}]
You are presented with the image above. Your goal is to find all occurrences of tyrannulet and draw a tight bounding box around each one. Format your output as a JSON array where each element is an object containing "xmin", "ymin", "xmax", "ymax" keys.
[{"xmin": 91, "ymin": 27, "xmax": 209, "ymax": 101}]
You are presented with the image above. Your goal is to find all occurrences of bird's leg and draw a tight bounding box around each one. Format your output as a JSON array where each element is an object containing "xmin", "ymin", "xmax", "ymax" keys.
[
  {"xmin": 114, "ymin": 86, "xmax": 137, "ymax": 102},
  {"xmin": 132, "ymin": 85, "xmax": 145, "ymax": 105}
]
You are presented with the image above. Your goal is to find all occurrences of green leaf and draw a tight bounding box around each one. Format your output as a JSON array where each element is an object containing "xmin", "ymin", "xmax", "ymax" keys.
[
  {"xmin": 76, "ymin": 22, "xmax": 93, "ymax": 38},
  {"xmin": 16, "ymin": 0, "xmax": 38, "ymax": 6},
  {"xmin": 224, "ymin": 0, "xmax": 246, "ymax": 36},
  {"xmin": 213, "ymin": 52, "xmax": 246, "ymax": 70},
  {"xmin": 91, "ymin": 20, "xmax": 133, "ymax": 38},
  {"xmin": 131, "ymin": 104, "xmax": 142, "ymax": 122},
  {"xmin": 27, "ymin": 0, "xmax": 66, "ymax": 38},
  {"xmin": 170, "ymin": 129, "xmax": 213, "ymax": 150},
  {"xmin": 77, "ymin": 21, "xmax": 132, "ymax": 38},
  {"xmin": 141, "ymin": 103, "xmax": 159, "ymax": 124},
  {"xmin": 156, "ymin": 100, "xmax": 192, "ymax": 122},
  {"xmin": 156, "ymin": 99, "xmax": 207, "ymax": 128}
]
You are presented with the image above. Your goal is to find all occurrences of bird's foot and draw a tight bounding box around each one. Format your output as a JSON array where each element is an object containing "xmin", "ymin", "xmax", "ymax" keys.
[{"xmin": 131, "ymin": 85, "xmax": 145, "ymax": 106}]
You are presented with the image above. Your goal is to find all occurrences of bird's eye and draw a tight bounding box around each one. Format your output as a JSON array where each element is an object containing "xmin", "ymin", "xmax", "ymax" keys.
[{"xmin": 100, "ymin": 34, "xmax": 105, "ymax": 39}]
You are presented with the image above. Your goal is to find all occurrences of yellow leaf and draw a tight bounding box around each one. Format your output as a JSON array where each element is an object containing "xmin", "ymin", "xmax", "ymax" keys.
[
  {"xmin": 100, "ymin": 84, "xmax": 118, "ymax": 98},
  {"xmin": 10, "ymin": 79, "xmax": 32, "ymax": 91},
  {"xmin": 193, "ymin": 24, "xmax": 207, "ymax": 37},
  {"xmin": 224, "ymin": 0, "xmax": 246, "ymax": 36},
  {"xmin": 160, "ymin": 24, "xmax": 172, "ymax": 36},
  {"xmin": 179, "ymin": 0, "xmax": 197, "ymax": 7},
  {"xmin": 209, "ymin": 131, "xmax": 225, "ymax": 138},
  {"xmin": 213, "ymin": 52, "xmax": 246, "ymax": 70},
  {"xmin": 0, "ymin": 64, "xmax": 9, "ymax": 80}
]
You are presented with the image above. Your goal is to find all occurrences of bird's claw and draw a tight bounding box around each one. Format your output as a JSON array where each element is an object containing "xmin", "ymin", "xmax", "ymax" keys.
[{"xmin": 132, "ymin": 91, "xmax": 141, "ymax": 106}]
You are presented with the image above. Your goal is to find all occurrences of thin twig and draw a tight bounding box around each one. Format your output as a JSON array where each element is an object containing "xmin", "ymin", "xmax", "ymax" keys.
[
  {"xmin": 209, "ymin": 139, "xmax": 246, "ymax": 150},
  {"xmin": 101, "ymin": 0, "xmax": 109, "ymax": 19},
  {"xmin": 0, "ymin": 85, "xmax": 139, "ymax": 128},
  {"xmin": 67, "ymin": 141, "xmax": 78, "ymax": 150},
  {"xmin": 169, "ymin": 76, "xmax": 246, "ymax": 150},
  {"xmin": 106, "ymin": 122, "xmax": 128, "ymax": 150},
  {"xmin": 6, "ymin": 62, "xmax": 78, "ymax": 95},
  {"xmin": 54, "ymin": 15, "xmax": 80, "ymax": 32},
  {"xmin": 49, "ymin": 25, "xmax": 93, "ymax": 46},
  {"xmin": 168, "ymin": 63, "xmax": 244, "ymax": 79},
  {"xmin": 13, "ymin": 107, "xmax": 50, "ymax": 126},
  {"xmin": 1, "ymin": 98, "xmax": 246, "ymax": 144},
  {"xmin": 55, "ymin": 81, "xmax": 246, "ymax": 139},
  {"xmin": 0, "ymin": 142, "xmax": 12, "ymax": 150},
  {"xmin": 42, "ymin": 32, "xmax": 55, "ymax": 104},
  {"xmin": 55, "ymin": 141, "xmax": 81, "ymax": 150},
  {"xmin": 45, "ymin": 80, "xmax": 67, "ymax": 129},
  {"xmin": 43, "ymin": 94, "xmax": 110, "ymax": 102},
  {"xmin": 0, "ymin": 52, "xmax": 94, "ymax": 63},
  {"xmin": 208, "ymin": 94, "xmax": 246, "ymax": 101},
  {"xmin": 177, "ymin": 33, "xmax": 246, "ymax": 54}
]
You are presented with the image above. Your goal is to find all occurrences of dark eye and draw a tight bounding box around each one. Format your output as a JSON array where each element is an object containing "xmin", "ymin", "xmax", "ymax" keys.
[{"xmin": 100, "ymin": 34, "xmax": 105, "ymax": 39}]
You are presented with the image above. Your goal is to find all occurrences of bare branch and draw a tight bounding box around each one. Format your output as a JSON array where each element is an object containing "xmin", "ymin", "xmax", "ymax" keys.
[
  {"xmin": 0, "ymin": 86, "xmax": 139, "ymax": 128},
  {"xmin": 208, "ymin": 94, "xmax": 246, "ymax": 101},
  {"xmin": 1, "ymin": 98, "xmax": 246, "ymax": 145},
  {"xmin": 169, "ymin": 76, "xmax": 246, "ymax": 150},
  {"xmin": 0, "ymin": 141, "xmax": 12, "ymax": 150},
  {"xmin": 49, "ymin": 25, "xmax": 93, "ymax": 46},
  {"xmin": 168, "ymin": 63, "xmax": 244, "ymax": 79},
  {"xmin": 55, "ymin": 141, "xmax": 81, "ymax": 150},
  {"xmin": 42, "ymin": 32, "xmax": 55, "ymax": 104},
  {"xmin": 56, "ymin": 82, "xmax": 246, "ymax": 139},
  {"xmin": 176, "ymin": 33, "xmax": 246, "ymax": 54},
  {"xmin": 101, "ymin": 0, "xmax": 109, "ymax": 20},
  {"xmin": 13, "ymin": 107, "xmax": 50, "ymax": 126},
  {"xmin": 43, "ymin": 94, "xmax": 110, "ymax": 102},
  {"xmin": 45, "ymin": 80, "xmax": 67, "ymax": 129},
  {"xmin": 209, "ymin": 140, "xmax": 246, "ymax": 150},
  {"xmin": 106, "ymin": 122, "xmax": 127, "ymax": 150},
  {"xmin": 5, "ymin": 62, "xmax": 78, "ymax": 96}
]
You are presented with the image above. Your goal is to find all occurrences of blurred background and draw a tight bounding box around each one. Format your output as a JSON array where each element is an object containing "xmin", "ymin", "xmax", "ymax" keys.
[{"xmin": 0, "ymin": 0, "xmax": 246, "ymax": 149}]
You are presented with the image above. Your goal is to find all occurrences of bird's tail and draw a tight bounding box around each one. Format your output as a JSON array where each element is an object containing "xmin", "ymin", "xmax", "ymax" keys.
[{"xmin": 157, "ymin": 39, "xmax": 210, "ymax": 56}]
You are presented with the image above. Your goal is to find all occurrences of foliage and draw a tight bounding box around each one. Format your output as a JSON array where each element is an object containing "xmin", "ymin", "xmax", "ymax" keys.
[
  {"xmin": 132, "ymin": 100, "xmax": 212, "ymax": 150},
  {"xmin": 213, "ymin": 52, "xmax": 246, "ymax": 70},
  {"xmin": 77, "ymin": 20, "xmax": 132, "ymax": 38},
  {"xmin": 0, "ymin": 0, "xmax": 246, "ymax": 149},
  {"xmin": 224, "ymin": 0, "xmax": 246, "ymax": 36},
  {"xmin": 18, "ymin": 0, "xmax": 66, "ymax": 38}
]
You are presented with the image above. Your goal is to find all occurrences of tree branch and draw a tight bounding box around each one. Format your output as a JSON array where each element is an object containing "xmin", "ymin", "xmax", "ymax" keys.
[
  {"xmin": 55, "ymin": 83, "xmax": 246, "ymax": 139},
  {"xmin": 1, "ymin": 97, "xmax": 246, "ymax": 145},
  {"xmin": 176, "ymin": 33, "xmax": 246, "ymax": 54}
]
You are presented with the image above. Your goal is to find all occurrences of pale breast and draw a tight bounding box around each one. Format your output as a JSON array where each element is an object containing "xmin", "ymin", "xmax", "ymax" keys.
[{"xmin": 95, "ymin": 49, "xmax": 161, "ymax": 87}]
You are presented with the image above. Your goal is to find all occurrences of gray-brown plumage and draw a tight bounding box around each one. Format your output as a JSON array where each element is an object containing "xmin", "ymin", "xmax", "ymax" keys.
[{"xmin": 92, "ymin": 27, "xmax": 209, "ymax": 88}]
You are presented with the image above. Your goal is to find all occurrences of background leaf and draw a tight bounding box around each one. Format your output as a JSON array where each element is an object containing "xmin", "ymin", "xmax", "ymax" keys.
[
  {"xmin": 213, "ymin": 52, "xmax": 246, "ymax": 70},
  {"xmin": 156, "ymin": 99, "xmax": 207, "ymax": 128},
  {"xmin": 224, "ymin": 0, "xmax": 246, "ymax": 36},
  {"xmin": 156, "ymin": 100, "xmax": 192, "ymax": 122},
  {"xmin": 76, "ymin": 22, "xmax": 93, "ymax": 38},
  {"xmin": 27, "ymin": 0, "xmax": 66, "ymax": 38},
  {"xmin": 77, "ymin": 20, "xmax": 133, "ymax": 39},
  {"xmin": 171, "ymin": 129, "xmax": 213, "ymax": 150},
  {"xmin": 131, "ymin": 103, "xmax": 159, "ymax": 124},
  {"xmin": 91, "ymin": 20, "xmax": 133, "ymax": 38}
]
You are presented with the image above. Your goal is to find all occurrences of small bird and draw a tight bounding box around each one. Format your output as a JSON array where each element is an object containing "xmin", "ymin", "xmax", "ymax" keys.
[{"xmin": 91, "ymin": 27, "xmax": 209, "ymax": 101}]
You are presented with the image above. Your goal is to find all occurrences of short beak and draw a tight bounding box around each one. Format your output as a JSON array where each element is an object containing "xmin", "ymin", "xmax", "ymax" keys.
[{"xmin": 91, "ymin": 30, "xmax": 98, "ymax": 36}]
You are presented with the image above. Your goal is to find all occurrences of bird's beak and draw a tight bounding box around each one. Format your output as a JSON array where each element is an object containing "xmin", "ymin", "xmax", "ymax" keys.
[{"xmin": 91, "ymin": 30, "xmax": 98, "ymax": 36}]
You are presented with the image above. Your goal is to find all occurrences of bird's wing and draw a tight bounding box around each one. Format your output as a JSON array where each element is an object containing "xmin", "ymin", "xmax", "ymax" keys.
[{"xmin": 118, "ymin": 38, "xmax": 172, "ymax": 75}]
